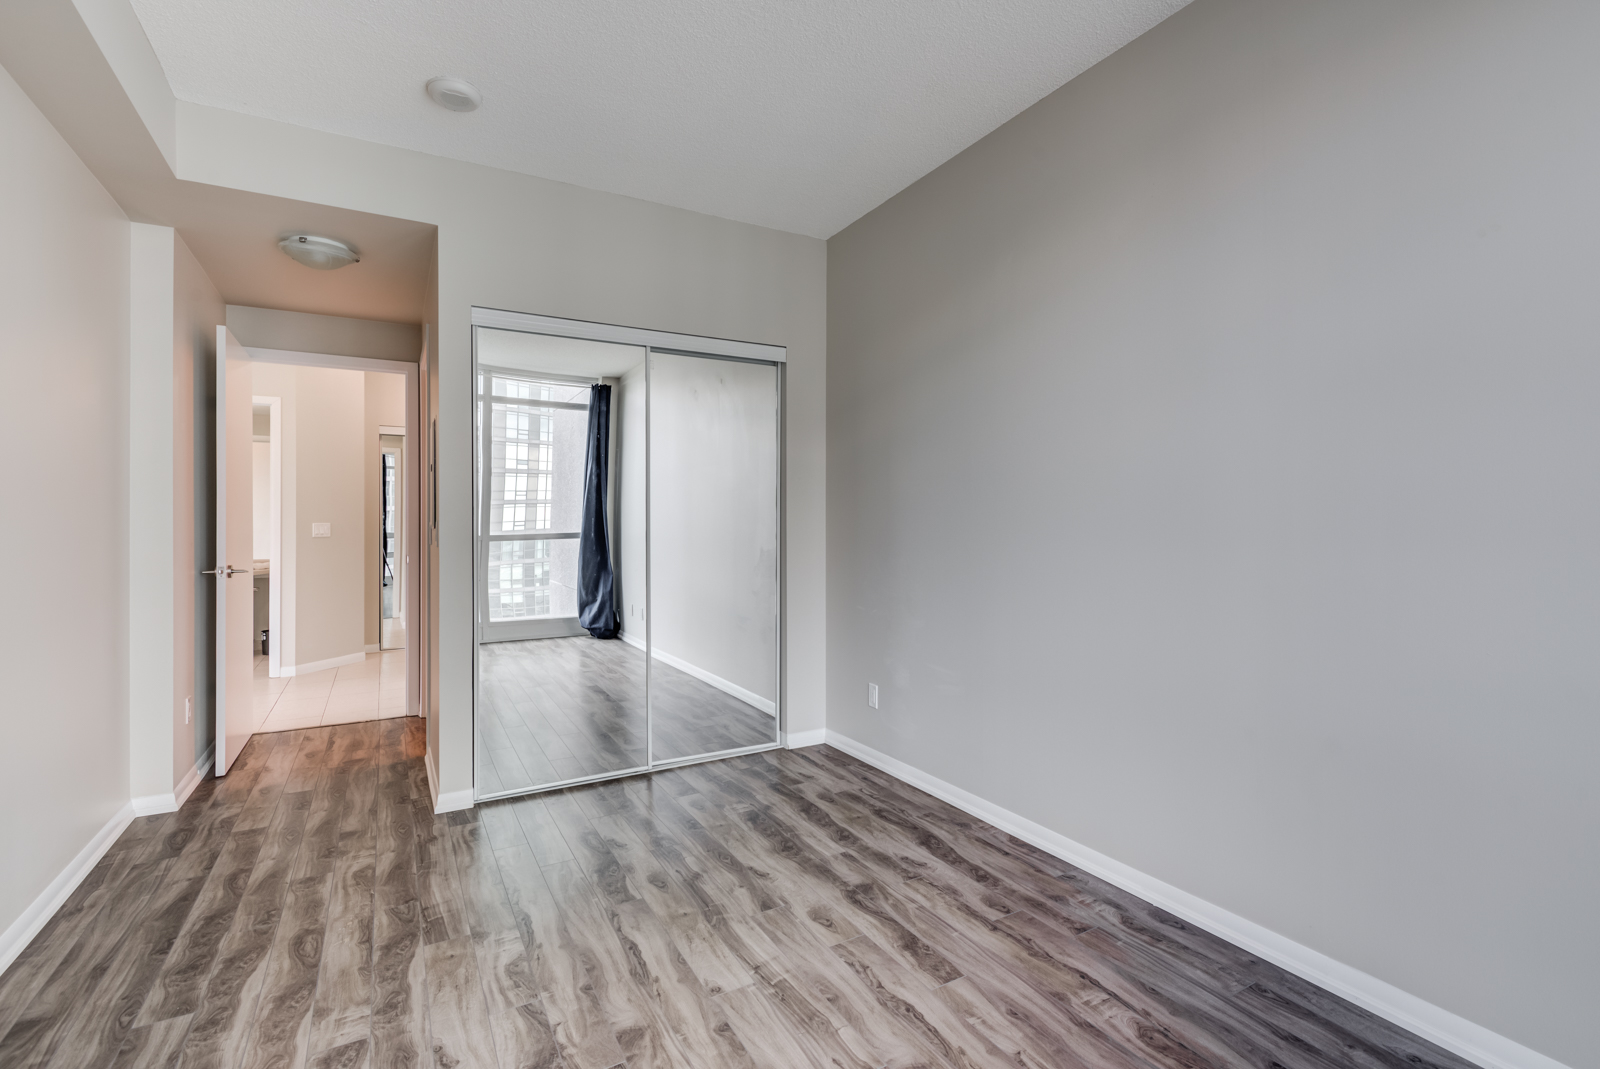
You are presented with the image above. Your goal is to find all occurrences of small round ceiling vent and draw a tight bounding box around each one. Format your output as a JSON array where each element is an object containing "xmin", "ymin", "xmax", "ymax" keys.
[
  {"xmin": 426, "ymin": 76, "xmax": 481, "ymax": 112},
  {"xmin": 278, "ymin": 234, "xmax": 360, "ymax": 270}
]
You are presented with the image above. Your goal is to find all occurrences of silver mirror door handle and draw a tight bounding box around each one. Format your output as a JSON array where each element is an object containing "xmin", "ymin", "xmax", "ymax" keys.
[{"xmin": 202, "ymin": 565, "xmax": 249, "ymax": 577}]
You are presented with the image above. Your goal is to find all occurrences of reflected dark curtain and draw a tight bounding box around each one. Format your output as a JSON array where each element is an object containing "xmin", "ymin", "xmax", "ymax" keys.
[{"xmin": 578, "ymin": 383, "xmax": 620, "ymax": 639}]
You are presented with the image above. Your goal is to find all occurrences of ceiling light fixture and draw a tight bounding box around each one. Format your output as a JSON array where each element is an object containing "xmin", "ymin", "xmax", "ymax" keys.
[
  {"xmin": 426, "ymin": 76, "xmax": 481, "ymax": 112},
  {"xmin": 278, "ymin": 234, "xmax": 360, "ymax": 270}
]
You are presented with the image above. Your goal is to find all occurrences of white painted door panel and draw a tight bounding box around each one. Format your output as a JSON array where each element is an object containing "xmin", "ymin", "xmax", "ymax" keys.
[{"xmin": 216, "ymin": 326, "xmax": 257, "ymax": 773}]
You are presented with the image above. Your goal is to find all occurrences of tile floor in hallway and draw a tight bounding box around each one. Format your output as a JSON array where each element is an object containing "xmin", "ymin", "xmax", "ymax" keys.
[{"xmin": 252, "ymin": 649, "xmax": 408, "ymax": 732}]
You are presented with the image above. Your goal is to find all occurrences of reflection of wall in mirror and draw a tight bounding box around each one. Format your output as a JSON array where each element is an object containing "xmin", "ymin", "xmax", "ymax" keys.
[
  {"xmin": 549, "ymin": 398, "xmax": 587, "ymax": 614},
  {"xmin": 618, "ymin": 364, "xmax": 648, "ymax": 644},
  {"xmin": 249, "ymin": 362, "xmax": 367, "ymax": 670},
  {"xmin": 648, "ymin": 354, "xmax": 779, "ymax": 709}
]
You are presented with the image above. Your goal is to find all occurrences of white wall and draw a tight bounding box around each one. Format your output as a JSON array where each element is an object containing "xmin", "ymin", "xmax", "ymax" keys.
[
  {"xmin": 826, "ymin": 3, "xmax": 1600, "ymax": 1067},
  {"xmin": 251, "ymin": 362, "xmax": 368, "ymax": 671},
  {"xmin": 0, "ymin": 60, "xmax": 131, "ymax": 952},
  {"xmin": 251, "ymin": 441, "xmax": 270, "ymax": 558},
  {"xmin": 252, "ymin": 362, "xmax": 298, "ymax": 672},
  {"xmin": 128, "ymin": 222, "xmax": 176, "ymax": 804},
  {"xmin": 177, "ymin": 103, "xmax": 827, "ymax": 798}
]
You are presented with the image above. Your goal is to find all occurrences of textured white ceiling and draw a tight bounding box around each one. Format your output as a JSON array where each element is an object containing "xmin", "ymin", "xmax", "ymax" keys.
[{"xmin": 128, "ymin": 0, "xmax": 1189, "ymax": 238}]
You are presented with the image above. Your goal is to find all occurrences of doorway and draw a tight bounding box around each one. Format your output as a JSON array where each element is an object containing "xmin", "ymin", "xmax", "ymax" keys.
[
  {"xmin": 213, "ymin": 329, "xmax": 423, "ymax": 774},
  {"xmin": 380, "ymin": 432, "xmax": 407, "ymax": 651}
]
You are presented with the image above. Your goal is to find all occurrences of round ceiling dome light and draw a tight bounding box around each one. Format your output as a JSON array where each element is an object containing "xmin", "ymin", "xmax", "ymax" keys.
[
  {"xmin": 278, "ymin": 234, "xmax": 360, "ymax": 270},
  {"xmin": 426, "ymin": 76, "xmax": 481, "ymax": 112}
]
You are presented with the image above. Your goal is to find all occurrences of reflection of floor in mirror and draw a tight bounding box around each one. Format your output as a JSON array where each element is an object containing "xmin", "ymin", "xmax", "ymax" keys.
[
  {"xmin": 253, "ymin": 650, "xmax": 409, "ymax": 732},
  {"xmin": 477, "ymin": 635, "xmax": 775, "ymax": 794}
]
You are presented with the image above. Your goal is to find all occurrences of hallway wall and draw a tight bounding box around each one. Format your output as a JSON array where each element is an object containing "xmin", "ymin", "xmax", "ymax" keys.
[
  {"xmin": 0, "ymin": 61, "xmax": 131, "ymax": 959},
  {"xmin": 826, "ymin": 2, "xmax": 1600, "ymax": 1066},
  {"xmin": 128, "ymin": 224, "xmax": 223, "ymax": 806},
  {"xmin": 249, "ymin": 362, "xmax": 368, "ymax": 672}
]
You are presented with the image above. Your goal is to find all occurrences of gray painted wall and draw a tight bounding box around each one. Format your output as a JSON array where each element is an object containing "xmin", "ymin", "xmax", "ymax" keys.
[
  {"xmin": 826, "ymin": 2, "xmax": 1600, "ymax": 1066},
  {"xmin": 649, "ymin": 353, "xmax": 781, "ymax": 705}
]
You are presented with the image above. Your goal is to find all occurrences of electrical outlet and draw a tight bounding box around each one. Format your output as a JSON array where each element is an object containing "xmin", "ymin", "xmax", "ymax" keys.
[
  {"xmin": 185, "ymin": 696, "xmax": 192, "ymax": 724},
  {"xmin": 311, "ymin": 522, "xmax": 332, "ymax": 538},
  {"xmin": 868, "ymin": 683, "xmax": 879, "ymax": 709}
]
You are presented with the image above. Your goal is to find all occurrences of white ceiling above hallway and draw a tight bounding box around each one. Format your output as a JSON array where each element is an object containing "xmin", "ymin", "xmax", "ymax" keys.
[{"xmin": 128, "ymin": 0, "xmax": 1190, "ymax": 238}]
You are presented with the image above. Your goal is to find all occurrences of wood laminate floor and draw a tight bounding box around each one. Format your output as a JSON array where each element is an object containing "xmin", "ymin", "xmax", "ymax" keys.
[
  {"xmin": 478, "ymin": 636, "xmax": 776, "ymax": 795},
  {"xmin": 0, "ymin": 719, "xmax": 1479, "ymax": 1069}
]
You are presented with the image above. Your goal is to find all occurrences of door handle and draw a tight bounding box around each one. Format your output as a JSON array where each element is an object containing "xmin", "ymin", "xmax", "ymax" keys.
[{"xmin": 201, "ymin": 565, "xmax": 249, "ymax": 577}]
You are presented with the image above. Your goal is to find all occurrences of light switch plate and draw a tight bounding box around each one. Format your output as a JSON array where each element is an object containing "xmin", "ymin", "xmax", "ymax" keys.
[
  {"xmin": 868, "ymin": 683, "xmax": 879, "ymax": 709},
  {"xmin": 311, "ymin": 522, "xmax": 331, "ymax": 538}
]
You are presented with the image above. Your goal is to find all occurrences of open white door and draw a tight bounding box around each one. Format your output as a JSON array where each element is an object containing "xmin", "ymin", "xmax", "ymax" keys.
[{"xmin": 214, "ymin": 326, "xmax": 257, "ymax": 774}]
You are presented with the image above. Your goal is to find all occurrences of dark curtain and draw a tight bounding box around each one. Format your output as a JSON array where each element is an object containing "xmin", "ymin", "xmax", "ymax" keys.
[{"xmin": 578, "ymin": 383, "xmax": 620, "ymax": 639}]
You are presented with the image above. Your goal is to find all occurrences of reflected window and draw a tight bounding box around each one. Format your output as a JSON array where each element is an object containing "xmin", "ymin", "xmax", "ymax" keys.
[{"xmin": 480, "ymin": 371, "xmax": 589, "ymax": 621}]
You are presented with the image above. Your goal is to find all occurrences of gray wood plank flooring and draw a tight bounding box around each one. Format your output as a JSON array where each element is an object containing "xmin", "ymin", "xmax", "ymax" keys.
[
  {"xmin": 477, "ymin": 636, "xmax": 776, "ymax": 795},
  {"xmin": 0, "ymin": 720, "xmax": 1483, "ymax": 1069}
]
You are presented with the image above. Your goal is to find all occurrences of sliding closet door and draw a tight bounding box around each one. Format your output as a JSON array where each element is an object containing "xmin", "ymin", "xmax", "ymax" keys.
[
  {"xmin": 647, "ymin": 350, "xmax": 781, "ymax": 763},
  {"xmin": 473, "ymin": 327, "xmax": 648, "ymax": 797}
]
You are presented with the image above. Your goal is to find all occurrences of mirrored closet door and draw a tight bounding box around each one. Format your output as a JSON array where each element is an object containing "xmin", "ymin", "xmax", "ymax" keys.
[
  {"xmin": 473, "ymin": 314, "xmax": 782, "ymax": 800},
  {"xmin": 647, "ymin": 351, "xmax": 780, "ymax": 764}
]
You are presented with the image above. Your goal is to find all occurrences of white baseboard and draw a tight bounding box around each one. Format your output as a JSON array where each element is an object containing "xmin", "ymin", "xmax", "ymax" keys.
[
  {"xmin": 425, "ymin": 749, "xmax": 475, "ymax": 814},
  {"xmin": 130, "ymin": 743, "xmax": 216, "ymax": 816},
  {"xmin": 619, "ymin": 633, "xmax": 774, "ymax": 715},
  {"xmin": 131, "ymin": 791, "xmax": 176, "ymax": 816},
  {"xmin": 822, "ymin": 730, "xmax": 1568, "ymax": 1069},
  {"xmin": 0, "ymin": 800, "xmax": 136, "ymax": 976},
  {"xmin": 484, "ymin": 616, "xmax": 585, "ymax": 642},
  {"xmin": 283, "ymin": 650, "xmax": 366, "ymax": 677},
  {"xmin": 364, "ymin": 643, "xmax": 380, "ymax": 654},
  {"xmin": 784, "ymin": 728, "xmax": 826, "ymax": 749},
  {"xmin": 651, "ymin": 647, "xmax": 775, "ymax": 715},
  {"xmin": 176, "ymin": 743, "xmax": 215, "ymax": 808},
  {"xmin": 435, "ymin": 788, "xmax": 475, "ymax": 813}
]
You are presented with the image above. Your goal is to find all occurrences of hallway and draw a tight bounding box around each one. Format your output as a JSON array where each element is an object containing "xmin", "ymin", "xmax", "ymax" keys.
[{"xmin": 252, "ymin": 650, "xmax": 409, "ymax": 732}]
